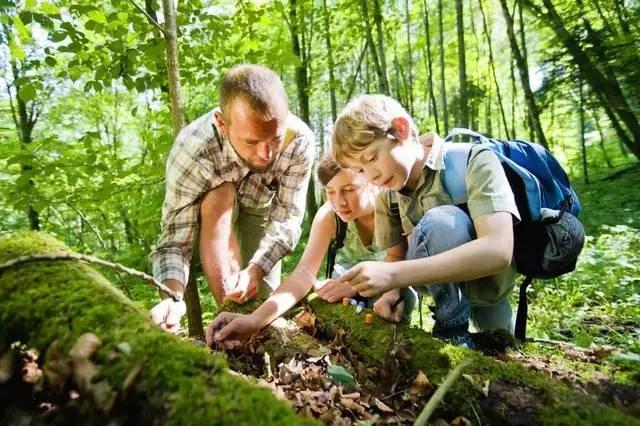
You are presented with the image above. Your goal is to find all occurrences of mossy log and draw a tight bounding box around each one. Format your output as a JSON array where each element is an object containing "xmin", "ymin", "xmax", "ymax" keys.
[
  {"xmin": 308, "ymin": 299, "xmax": 639, "ymax": 425},
  {"xmin": 0, "ymin": 232, "xmax": 315, "ymax": 426}
]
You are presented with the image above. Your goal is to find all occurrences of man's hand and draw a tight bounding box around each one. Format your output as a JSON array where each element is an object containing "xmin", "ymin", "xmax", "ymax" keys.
[
  {"xmin": 150, "ymin": 298, "xmax": 187, "ymax": 334},
  {"xmin": 205, "ymin": 312, "xmax": 261, "ymax": 350},
  {"xmin": 373, "ymin": 289, "xmax": 404, "ymax": 323},
  {"xmin": 316, "ymin": 279, "xmax": 356, "ymax": 303},
  {"xmin": 224, "ymin": 263, "xmax": 264, "ymax": 304},
  {"xmin": 337, "ymin": 261, "xmax": 398, "ymax": 297}
]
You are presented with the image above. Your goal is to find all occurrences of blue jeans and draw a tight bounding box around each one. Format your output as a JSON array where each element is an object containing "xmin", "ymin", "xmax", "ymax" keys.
[{"xmin": 406, "ymin": 205, "xmax": 513, "ymax": 343}]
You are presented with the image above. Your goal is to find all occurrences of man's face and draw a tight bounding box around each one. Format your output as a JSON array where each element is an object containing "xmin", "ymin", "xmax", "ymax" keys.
[{"xmin": 216, "ymin": 99, "xmax": 288, "ymax": 172}]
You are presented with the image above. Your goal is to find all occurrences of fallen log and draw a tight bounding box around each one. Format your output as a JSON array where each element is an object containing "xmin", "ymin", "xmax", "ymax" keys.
[
  {"xmin": 0, "ymin": 232, "xmax": 315, "ymax": 425},
  {"xmin": 308, "ymin": 299, "xmax": 639, "ymax": 425}
]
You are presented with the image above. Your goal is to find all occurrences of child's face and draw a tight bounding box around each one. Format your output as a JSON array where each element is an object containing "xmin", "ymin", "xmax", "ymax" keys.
[
  {"xmin": 341, "ymin": 136, "xmax": 415, "ymax": 191},
  {"xmin": 325, "ymin": 170, "xmax": 373, "ymax": 222}
]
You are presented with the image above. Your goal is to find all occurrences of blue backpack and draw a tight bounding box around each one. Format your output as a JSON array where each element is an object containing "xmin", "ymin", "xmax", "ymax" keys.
[{"xmin": 442, "ymin": 128, "xmax": 585, "ymax": 339}]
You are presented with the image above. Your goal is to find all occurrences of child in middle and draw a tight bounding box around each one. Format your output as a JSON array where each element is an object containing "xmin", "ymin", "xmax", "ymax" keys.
[{"xmin": 207, "ymin": 153, "xmax": 415, "ymax": 349}]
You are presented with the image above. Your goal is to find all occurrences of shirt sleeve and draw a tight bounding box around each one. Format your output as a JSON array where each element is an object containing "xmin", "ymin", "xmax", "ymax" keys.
[
  {"xmin": 250, "ymin": 131, "xmax": 315, "ymax": 274},
  {"xmin": 373, "ymin": 191, "xmax": 404, "ymax": 250},
  {"xmin": 465, "ymin": 146, "xmax": 520, "ymax": 222},
  {"xmin": 149, "ymin": 136, "xmax": 220, "ymax": 286}
]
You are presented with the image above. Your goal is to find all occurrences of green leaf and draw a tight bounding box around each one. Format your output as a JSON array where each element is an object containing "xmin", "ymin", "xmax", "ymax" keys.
[
  {"xmin": 41, "ymin": 2, "xmax": 61, "ymax": 15},
  {"xmin": 87, "ymin": 10, "xmax": 107, "ymax": 24},
  {"xmin": 44, "ymin": 56, "xmax": 57, "ymax": 67},
  {"xmin": 13, "ymin": 15, "xmax": 30, "ymax": 41},
  {"xmin": 18, "ymin": 84, "xmax": 37, "ymax": 102},
  {"xmin": 327, "ymin": 364, "xmax": 354, "ymax": 385},
  {"xmin": 8, "ymin": 38, "xmax": 25, "ymax": 60},
  {"xmin": 50, "ymin": 30, "xmax": 66, "ymax": 42}
]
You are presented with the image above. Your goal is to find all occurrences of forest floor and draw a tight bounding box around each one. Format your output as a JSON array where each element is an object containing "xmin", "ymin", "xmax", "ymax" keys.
[{"xmin": 121, "ymin": 164, "xmax": 640, "ymax": 424}]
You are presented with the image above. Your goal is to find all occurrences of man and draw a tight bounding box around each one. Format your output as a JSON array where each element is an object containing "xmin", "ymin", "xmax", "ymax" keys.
[{"xmin": 150, "ymin": 64, "xmax": 315, "ymax": 332}]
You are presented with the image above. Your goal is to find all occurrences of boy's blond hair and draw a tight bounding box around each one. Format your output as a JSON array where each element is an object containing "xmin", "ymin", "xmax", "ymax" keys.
[{"xmin": 331, "ymin": 94, "xmax": 418, "ymax": 165}]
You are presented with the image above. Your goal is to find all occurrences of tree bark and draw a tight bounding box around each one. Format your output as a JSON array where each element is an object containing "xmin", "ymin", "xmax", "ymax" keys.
[
  {"xmin": 499, "ymin": 0, "xmax": 549, "ymax": 147},
  {"xmin": 579, "ymin": 79, "xmax": 589, "ymax": 184}
]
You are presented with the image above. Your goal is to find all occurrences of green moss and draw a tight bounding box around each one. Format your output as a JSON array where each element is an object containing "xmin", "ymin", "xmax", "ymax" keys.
[
  {"xmin": 308, "ymin": 297, "xmax": 639, "ymax": 425},
  {"xmin": 0, "ymin": 232, "xmax": 316, "ymax": 425}
]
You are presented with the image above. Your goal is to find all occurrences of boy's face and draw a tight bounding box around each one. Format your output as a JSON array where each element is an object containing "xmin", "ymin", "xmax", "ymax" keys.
[{"xmin": 340, "ymin": 118, "xmax": 415, "ymax": 191}]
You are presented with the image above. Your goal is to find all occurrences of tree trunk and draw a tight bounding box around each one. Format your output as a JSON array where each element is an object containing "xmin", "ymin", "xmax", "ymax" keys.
[
  {"xmin": 518, "ymin": 0, "xmax": 535, "ymax": 141},
  {"xmin": 1, "ymin": 233, "xmax": 636, "ymax": 425},
  {"xmin": 522, "ymin": 0, "xmax": 640, "ymax": 158},
  {"xmin": 161, "ymin": 0, "xmax": 202, "ymax": 337},
  {"xmin": 438, "ymin": 0, "xmax": 448, "ymax": 133},
  {"xmin": 289, "ymin": 0, "xmax": 317, "ymax": 219},
  {"xmin": 455, "ymin": 0, "xmax": 468, "ymax": 128},
  {"xmin": 499, "ymin": 0, "xmax": 548, "ymax": 147},
  {"xmin": 0, "ymin": 233, "xmax": 311, "ymax": 425},
  {"xmin": 405, "ymin": 0, "xmax": 414, "ymax": 115},
  {"xmin": 372, "ymin": 0, "xmax": 390, "ymax": 94},
  {"xmin": 322, "ymin": 0, "xmax": 337, "ymax": 122},
  {"xmin": 478, "ymin": 0, "xmax": 510, "ymax": 139},
  {"xmin": 161, "ymin": 0, "xmax": 185, "ymax": 136},
  {"xmin": 308, "ymin": 299, "xmax": 635, "ymax": 425},
  {"xmin": 422, "ymin": 0, "xmax": 440, "ymax": 133},
  {"xmin": 579, "ymin": 79, "xmax": 589, "ymax": 184},
  {"xmin": 358, "ymin": 0, "xmax": 387, "ymax": 94}
]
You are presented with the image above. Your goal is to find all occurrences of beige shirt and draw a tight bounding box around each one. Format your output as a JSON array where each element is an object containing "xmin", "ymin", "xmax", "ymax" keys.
[{"xmin": 374, "ymin": 145, "xmax": 520, "ymax": 305}]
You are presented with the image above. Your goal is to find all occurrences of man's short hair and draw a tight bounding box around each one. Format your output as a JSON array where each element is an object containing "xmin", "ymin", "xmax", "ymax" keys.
[
  {"xmin": 331, "ymin": 94, "xmax": 418, "ymax": 165},
  {"xmin": 219, "ymin": 64, "xmax": 288, "ymax": 121},
  {"xmin": 317, "ymin": 152, "xmax": 343, "ymax": 187}
]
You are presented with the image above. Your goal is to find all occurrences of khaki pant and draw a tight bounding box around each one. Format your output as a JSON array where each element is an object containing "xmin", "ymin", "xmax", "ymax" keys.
[{"xmin": 232, "ymin": 202, "xmax": 281, "ymax": 299}]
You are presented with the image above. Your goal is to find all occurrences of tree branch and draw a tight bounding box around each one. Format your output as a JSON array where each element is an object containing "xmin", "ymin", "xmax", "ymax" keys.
[
  {"xmin": 128, "ymin": 0, "xmax": 167, "ymax": 36},
  {"xmin": 0, "ymin": 252, "xmax": 182, "ymax": 302}
]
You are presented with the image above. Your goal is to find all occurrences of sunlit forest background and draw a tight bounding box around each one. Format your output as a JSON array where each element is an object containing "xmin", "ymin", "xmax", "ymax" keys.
[{"xmin": 1, "ymin": 0, "xmax": 638, "ymax": 356}]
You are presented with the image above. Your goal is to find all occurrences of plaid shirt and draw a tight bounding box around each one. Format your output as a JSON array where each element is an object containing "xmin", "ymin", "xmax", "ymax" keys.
[{"xmin": 150, "ymin": 109, "xmax": 315, "ymax": 286}]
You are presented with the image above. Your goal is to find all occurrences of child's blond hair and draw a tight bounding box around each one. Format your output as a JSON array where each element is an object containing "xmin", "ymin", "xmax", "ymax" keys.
[{"xmin": 331, "ymin": 94, "xmax": 418, "ymax": 165}]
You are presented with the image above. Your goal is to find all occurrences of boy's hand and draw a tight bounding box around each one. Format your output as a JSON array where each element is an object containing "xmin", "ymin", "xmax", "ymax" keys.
[
  {"xmin": 337, "ymin": 261, "xmax": 398, "ymax": 297},
  {"xmin": 316, "ymin": 279, "xmax": 356, "ymax": 303},
  {"xmin": 206, "ymin": 312, "xmax": 260, "ymax": 350},
  {"xmin": 373, "ymin": 289, "xmax": 404, "ymax": 323}
]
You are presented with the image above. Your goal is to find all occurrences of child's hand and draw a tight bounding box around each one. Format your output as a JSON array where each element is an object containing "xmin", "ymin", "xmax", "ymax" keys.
[
  {"xmin": 337, "ymin": 261, "xmax": 398, "ymax": 297},
  {"xmin": 316, "ymin": 279, "xmax": 355, "ymax": 303},
  {"xmin": 373, "ymin": 289, "xmax": 404, "ymax": 323}
]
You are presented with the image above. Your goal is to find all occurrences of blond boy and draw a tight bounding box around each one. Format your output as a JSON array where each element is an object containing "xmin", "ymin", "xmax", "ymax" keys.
[{"xmin": 332, "ymin": 94, "xmax": 519, "ymax": 346}]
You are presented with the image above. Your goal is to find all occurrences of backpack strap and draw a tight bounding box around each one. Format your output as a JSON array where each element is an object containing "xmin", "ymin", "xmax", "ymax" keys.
[
  {"xmin": 389, "ymin": 190, "xmax": 400, "ymax": 216},
  {"xmin": 325, "ymin": 212, "xmax": 348, "ymax": 279},
  {"xmin": 442, "ymin": 142, "xmax": 474, "ymax": 205},
  {"xmin": 444, "ymin": 127, "xmax": 491, "ymax": 144}
]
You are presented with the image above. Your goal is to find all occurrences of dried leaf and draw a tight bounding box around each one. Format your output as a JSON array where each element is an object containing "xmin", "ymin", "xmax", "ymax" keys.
[
  {"xmin": 450, "ymin": 416, "xmax": 472, "ymax": 425},
  {"xmin": 374, "ymin": 397, "xmax": 394, "ymax": 413},
  {"xmin": 409, "ymin": 370, "xmax": 431, "ymax": 396},
  {"xmin": 294, "ymin": 310, "xmax": 317, "ymax": 331}
]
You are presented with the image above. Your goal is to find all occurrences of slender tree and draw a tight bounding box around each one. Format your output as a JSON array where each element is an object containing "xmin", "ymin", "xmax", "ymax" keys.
[
  {"xmin": 438, "ymin": 0, "xmax": 448, "ymax": 133},
  {"xmin": 421, "ymin": 0, "xmax": 440, "ymax": 133},
  {"xmin": 358, "ymin": 0, "xmax": 387, "ymax": 94},
  {"xmin": 478, "ymin": 0, "xmax": 510, "ymax": 139},
  {"xmin": 455, "ymin": 0, "xmax": 468, "ymax": 128},
  {"xmin": 405, "ymin": 0, "xmax": 414, "ymax": 115},
  {"xmin": 322, "ymin": 0, "xmax": 337, "ymax": 122},
  {"xmin": 499, "ymin": 0, "xmax": 548, "ymax": 147},
  {"xmin": 372, "ymin": 0, "xmax": 390, "ymax": 94}
]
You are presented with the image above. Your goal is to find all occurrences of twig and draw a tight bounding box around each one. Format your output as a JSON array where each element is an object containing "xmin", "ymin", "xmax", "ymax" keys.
[
  {"xmin": 0, "ymin": 252, "xmax": 182, "ymax": 302},
  {"xmin": 127, "ymin": 0, "xmax": 167, "ymax": 36},
  {"xmin": 414, "ymin": 358, "xmax": 472, "ymax": 426}
]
